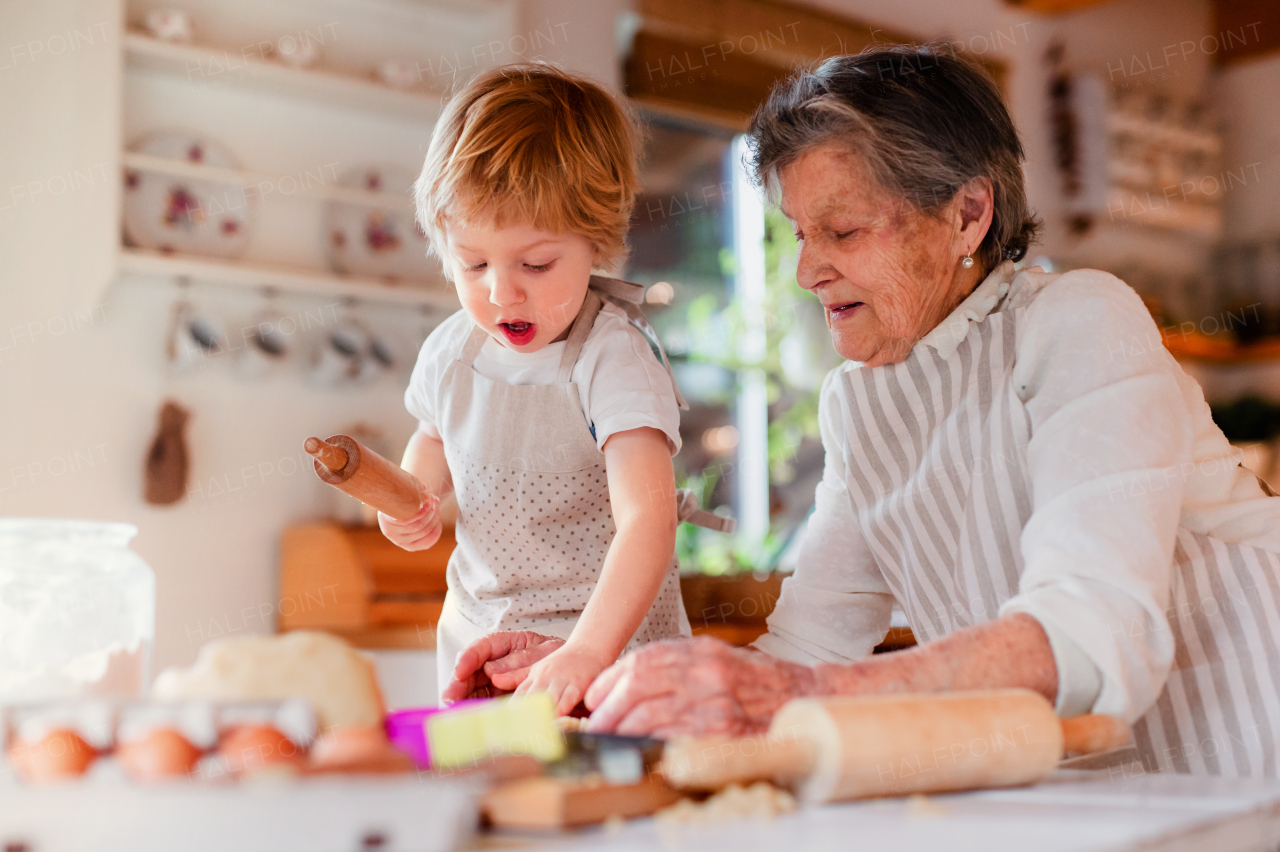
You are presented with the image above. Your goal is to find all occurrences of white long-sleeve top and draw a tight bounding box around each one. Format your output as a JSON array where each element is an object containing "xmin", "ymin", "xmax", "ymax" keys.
[{"xmin": 756, "ymin": 262, "xmax": 1280, "ymax": 721}]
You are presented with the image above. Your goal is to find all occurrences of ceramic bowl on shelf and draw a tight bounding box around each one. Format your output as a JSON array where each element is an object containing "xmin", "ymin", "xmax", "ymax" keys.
[
  {"xmin": 143, "ymin": 9, "xmax": 192, "ymax": 42},
  {"xmin": 122, "ymin": 131, "xmax": 252, "ymax": 260},
  {"xmin": 324, "ymin": 166, "xmax": 435, "ymax": 284},
  {"xmin": 275, "ymin": 33, "xmax": 321, "ymax": 68},
  {"xmin": 377, "ymin": 59, "xmax": 422, "ymax": 90}
]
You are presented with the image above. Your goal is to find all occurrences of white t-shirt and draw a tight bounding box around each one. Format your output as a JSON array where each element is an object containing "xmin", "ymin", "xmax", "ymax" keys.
[{"xmin": 405, "ymin": 302, "xmax": 683, "ymax": 455}]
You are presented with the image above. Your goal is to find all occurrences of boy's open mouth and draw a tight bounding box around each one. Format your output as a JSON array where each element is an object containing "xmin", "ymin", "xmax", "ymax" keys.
[{"xmin": 499, "ymin": 321, "xmax": 536, "ymax": 345}]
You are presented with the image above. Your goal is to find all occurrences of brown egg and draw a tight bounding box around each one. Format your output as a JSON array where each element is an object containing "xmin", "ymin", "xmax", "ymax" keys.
[
  {"xmin": 8, "ymin": 728, "xmax": 96, "ymax": 782},
  {"xmin": 218, "ymin": 724, "xmax": 303, "ymax": 777},
  {"xmin": 309, "ymin": 725, "xmax": 411, "ymax": 774},
  {"xmin": 116, "ymin": 728, "xmax": 202, "ymax": 781}
]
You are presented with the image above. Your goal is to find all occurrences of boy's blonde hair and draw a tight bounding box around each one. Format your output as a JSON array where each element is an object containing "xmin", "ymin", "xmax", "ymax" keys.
[{"xmin": 414, "ymin": 63, "xmax": 640, "ymax": 272}]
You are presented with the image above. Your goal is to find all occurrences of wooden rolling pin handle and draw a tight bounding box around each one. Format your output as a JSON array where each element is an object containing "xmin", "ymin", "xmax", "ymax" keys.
[
  {"xmin": 305, "ymin": 437, "xmax": 348, "ymax": 474},
  {"xmin": 660, "ymin": 733, "xmax": 816, "ymax": 792},
  {"xmin": 304, "ymin": 434, "xmax": 426, "ymax": 521},
  {"xmin": 1061, "ymin": 714, "xmax": 1131, "ymax": 757}
]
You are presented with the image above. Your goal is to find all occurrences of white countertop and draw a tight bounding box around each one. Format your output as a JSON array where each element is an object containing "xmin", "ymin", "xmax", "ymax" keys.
[
  {"xmin": 536, "ymin": 770, "xmax": 1280, "ymax": 852},
  {"xmin": 5, "ymin": 765, "xmax": 1280, "ymax": 851}
]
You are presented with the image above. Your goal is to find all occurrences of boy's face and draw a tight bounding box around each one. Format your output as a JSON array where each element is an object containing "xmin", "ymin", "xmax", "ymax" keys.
[{"xmin": 444, "ymin": 220, "xmax": 596, "ymax": 352}]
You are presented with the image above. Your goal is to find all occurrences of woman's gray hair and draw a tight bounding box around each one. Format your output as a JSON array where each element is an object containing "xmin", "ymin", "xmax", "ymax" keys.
[{"xmin": 747, "ymin": 42, "xmax": 1040, "ymax": 271}]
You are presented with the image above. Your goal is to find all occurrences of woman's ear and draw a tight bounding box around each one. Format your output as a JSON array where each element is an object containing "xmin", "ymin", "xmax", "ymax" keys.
[{"xmin": 956, "ymin": 177, "xmax": 995, "ymax": 256}]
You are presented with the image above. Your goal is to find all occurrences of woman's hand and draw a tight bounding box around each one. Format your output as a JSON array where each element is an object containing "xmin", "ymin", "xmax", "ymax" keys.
[
  {"xmin": 441, "ymin": 631, "xmax": 565, "ymax": 703},
  {"xmin": 377, "ymin": 485, "xmax": 441, "ymax": 552},
  {"xmin": 516, "ymin": 641, "xmax": 612, "ymax": 716},
  {"xmin": 584, "ymin": 636, "xmax": 817, "ymax": 738}
]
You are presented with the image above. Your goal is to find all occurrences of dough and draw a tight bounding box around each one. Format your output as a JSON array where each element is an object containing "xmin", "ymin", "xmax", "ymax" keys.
[
  {"xmin": 655, "ymin": 782, "xmax": 797, "ymax": 825},
  {"xmin": 151, "ymin": 631, "xmax": 384, "ymax": 729}
]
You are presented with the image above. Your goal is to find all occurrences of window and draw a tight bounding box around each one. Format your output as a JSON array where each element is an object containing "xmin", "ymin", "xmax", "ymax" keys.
[{"xmin": 626, "ymin": 113, "xmax": 838, "ymax": 574}]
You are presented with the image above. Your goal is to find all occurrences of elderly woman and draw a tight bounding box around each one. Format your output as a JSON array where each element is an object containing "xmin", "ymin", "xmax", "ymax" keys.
[{"xmin": 448, "ymin": 44, "xmax": 1280, "ymax": 778}]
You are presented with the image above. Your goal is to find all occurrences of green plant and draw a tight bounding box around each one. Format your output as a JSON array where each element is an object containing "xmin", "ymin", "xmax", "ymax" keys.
[{"xmin": 676, "ymin": 209, "xmax": 836, "ymax": 574}]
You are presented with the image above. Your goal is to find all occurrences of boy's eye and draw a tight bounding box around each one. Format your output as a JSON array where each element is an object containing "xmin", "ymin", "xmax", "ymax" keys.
[
  {"xmin": 466, "ymin": 262, "xmax": 487, "ymax": 271},
  {"xmin": 524, "ymin": 261, "xmax": 554, "ymax": 273}
]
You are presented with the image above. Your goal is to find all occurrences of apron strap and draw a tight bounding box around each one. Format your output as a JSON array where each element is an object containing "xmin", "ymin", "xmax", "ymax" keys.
[
  {"xmin": 459, "ymin": 325, "xmax": 488, "ymax": 366},
  {"xmin": 556, "ymin": 290, "xmax": 604, "ymax": 383},
  {"xmin": 457, "ymin": 290, "xmax": 602, "ymax": 370},
  {"xmin": 588, "ymin": 275, "xmax": 689, "ymax": 411},
  {"xmin": 457, "ymin": 276, "xmax": 687, "ymax": 411},
  {"xmin": 676, "ymin": 487, "xmax": 736, "ymax": 533}
]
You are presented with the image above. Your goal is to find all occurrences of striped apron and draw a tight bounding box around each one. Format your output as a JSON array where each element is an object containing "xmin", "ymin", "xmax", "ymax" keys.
[{"xmin": 834, "ymin": 306, "xmax": 1280, "ymax": 777}]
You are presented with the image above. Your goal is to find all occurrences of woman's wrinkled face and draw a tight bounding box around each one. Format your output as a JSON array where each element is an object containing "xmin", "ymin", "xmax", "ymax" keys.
[
  {"xmin": 778, "ymin": 145, "xmax": 975, "ymax": 367},
  {"xmin": 444, "ymin": 220, "xmax": 596, "ymax": 352}
]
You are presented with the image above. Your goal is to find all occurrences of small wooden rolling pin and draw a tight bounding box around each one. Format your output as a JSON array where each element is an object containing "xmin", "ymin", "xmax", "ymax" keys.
[
  {"xmin": 304, "ymin": 434, "xmax": 427, "ymax": 521},
  {"xmin": 660, "ymin": 689, "xmax": 1131, "ymax": 805}
]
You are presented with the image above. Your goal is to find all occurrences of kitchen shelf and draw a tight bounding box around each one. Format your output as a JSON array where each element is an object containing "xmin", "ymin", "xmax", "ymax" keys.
[
  {"xmin": 1106, "ymin": 111, "xmax": 1221, "ymax": 155},
  {"xmin": 123, "ymin": 32, "xmax": 444, "ymax": 121},
  {"xmin": 1163, "ymin": 330, "xmax": 1280, "ymax": 364},
  {"xmin": 122, "ymin": 152, "xmax": 414, "ymax": 209},
  {"xmin": 118, "ymin": 247, "xmax": 458, "ymax": 309},
  {"xmin": 1104, "ymin": 186, "xmax": 1222, "ymax": 237}
]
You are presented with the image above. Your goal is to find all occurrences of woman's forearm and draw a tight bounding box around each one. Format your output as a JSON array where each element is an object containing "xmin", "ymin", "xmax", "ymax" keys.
[{"xmin": 812, "ymin": 613, "xmax": 1059, "ymax": 704}]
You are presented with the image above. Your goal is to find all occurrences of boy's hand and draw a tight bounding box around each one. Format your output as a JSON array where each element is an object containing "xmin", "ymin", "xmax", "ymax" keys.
[
  {"xmin": 442, "ymin": 631, "xmax": 565, "ymax": 703},
  {"xmin": 377, "ymin": 486, "xmax": 441, "ymax": 551},
  {"xmin": 515, "ymin": 642, "xmax": 612, "ymax": 716}
]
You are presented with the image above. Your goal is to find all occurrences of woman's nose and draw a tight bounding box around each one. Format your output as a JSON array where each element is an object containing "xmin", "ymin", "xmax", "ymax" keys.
[{"xmin": 795, "ymin": 242, "xmax": 831, "ymax": 291}]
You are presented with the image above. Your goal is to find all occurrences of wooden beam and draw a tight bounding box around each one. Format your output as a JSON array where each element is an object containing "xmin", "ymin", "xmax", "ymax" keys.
[
  {"xmin": 1002, "ymin": 0, "xmax": 1120, "ymax": 13},
  {"xmin": 626, "ymin": 30, "xmax": 791, "ymax": 120},
  {"xmin": 626, "ymin": 0, "xmax": 1007, "ymax": 124},
  {"xmin": 1213, "ymin": 0, "xmax": 1280, "ymax": 66},
  {"xmin": 637, "ymin": 0, "xmax": 913, "ymax": 69}
]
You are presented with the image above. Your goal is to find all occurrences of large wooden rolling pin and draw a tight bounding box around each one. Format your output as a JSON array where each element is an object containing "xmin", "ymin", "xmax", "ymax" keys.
[
  {"xmin": 660, "ymin": 689, "xmax": 1130, "ymax": 805},
  {"xmin": 305, "ymin": 434, "xmax": 427, "ymax": 521}
]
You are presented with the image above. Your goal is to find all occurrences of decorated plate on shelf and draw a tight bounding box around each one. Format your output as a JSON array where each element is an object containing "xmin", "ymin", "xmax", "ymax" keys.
[
  {"xmin": 325, "ymin": 166, "xmax": 435, "ymax": 283},
  {"xmin": 122, "ymin": 131, "xmax": 252, "ymax": 258}
]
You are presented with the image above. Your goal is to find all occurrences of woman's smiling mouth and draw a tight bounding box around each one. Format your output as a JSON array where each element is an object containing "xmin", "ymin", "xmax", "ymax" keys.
[{"xmin": 827, "ymin": 302, "xmax": 864, "ymax": 321}]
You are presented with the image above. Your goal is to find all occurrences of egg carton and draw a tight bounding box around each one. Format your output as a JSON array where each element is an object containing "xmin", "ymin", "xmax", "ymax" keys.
[
  {"xmin": 0, "ymin": 775, "xmax": 483, "ymax": 852},
  {"xmin": 0, "ymin": 701, "xmax": 483, "ymax": 852},
  {"xmin": 0, "ymin": 698, "xmax": 317, "ymax": 785}
]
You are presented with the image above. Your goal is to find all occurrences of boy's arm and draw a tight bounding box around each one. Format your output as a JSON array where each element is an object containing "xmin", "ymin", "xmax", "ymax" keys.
[
  {"xmin": 401, "ymin": 424, "xmax": 453, "ymax": 498},
  {"xmin": 510, "ymin": 426, "xmax": 677, "ymax": 713},
  {"xmin": 569, "ymin": 426, "xmax": 677, "ymax": 660},
  {"xmin": 379, "ymin": 425, "xmax": 452, "ymax": 552}
]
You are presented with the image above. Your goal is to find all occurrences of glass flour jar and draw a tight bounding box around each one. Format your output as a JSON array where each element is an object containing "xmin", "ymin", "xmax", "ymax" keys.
[{"xmin": 0, "ymin": 519, "xmax": 155, "ymax": 704}]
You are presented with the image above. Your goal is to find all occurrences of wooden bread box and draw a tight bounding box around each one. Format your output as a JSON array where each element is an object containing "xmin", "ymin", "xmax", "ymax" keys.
[{"xmin": 278, "ymin": 523, "xmax": 453, "ymax": 649}]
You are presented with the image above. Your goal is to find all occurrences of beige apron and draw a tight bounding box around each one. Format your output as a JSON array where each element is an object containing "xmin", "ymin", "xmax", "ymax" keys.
[{"xmin": 434, "ymin": 278, "xmax": 731, "ymax": 689}]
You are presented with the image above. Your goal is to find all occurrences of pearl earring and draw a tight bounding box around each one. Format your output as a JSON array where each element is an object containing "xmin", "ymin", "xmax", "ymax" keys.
[{"xmin": 961, "ymin": 254, "xmax": 975, "ymax": 269}]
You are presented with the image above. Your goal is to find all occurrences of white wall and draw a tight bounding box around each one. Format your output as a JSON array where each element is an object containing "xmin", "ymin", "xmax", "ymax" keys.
[
  {"xmin": 1215, "ymin": 54, "xmax": 1280, "ymax": 243},
  {"xmin": 518, "ymin": 0, "xmax": 633, "ymax": 90}
]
